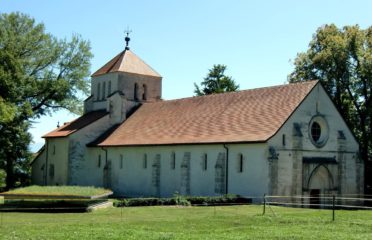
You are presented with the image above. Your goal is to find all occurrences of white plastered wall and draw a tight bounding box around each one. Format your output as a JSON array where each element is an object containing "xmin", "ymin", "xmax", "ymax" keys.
[
  {"xmin": 81, "ymin": 143, "xmax": 269, "ymax": 198},
  {"xmin": 31, "ymin": 149, "xmax": 46, "ymax": 185}
]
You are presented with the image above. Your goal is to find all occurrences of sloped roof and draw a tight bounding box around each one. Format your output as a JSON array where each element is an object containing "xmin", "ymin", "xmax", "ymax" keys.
[
  {"xmin": 43, "ymin": 110, "xmax": 108, "ymax": 138},
  {"xmin": 96, "ymin": 81, "xmax": 318, "ymax": 146},
  {"xmin": 91, "ymin": 50, "xmax": 161, "ymax": 77}
]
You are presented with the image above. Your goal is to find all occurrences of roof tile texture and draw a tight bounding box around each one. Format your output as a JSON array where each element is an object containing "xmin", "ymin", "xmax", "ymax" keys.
[
  {"xmin": 98, "ymin": 81, "xmax": 318, "ymax": 146},
  {"xmin": 91, "ymin": 50, "xmax": 161, "ymax": 77},
  {"xmin": 43, "ymin": 110, "xmax": 108, "ymax": 138}
]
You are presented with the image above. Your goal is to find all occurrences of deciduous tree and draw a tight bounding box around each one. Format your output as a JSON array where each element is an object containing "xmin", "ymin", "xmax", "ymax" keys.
[
  {"xmin": 288, "ymin": 24, "xmax": 372, "ymax": 192},
  {"xmin": 0, "ymin": 12, "xmax": 93, "ymax": 189}
]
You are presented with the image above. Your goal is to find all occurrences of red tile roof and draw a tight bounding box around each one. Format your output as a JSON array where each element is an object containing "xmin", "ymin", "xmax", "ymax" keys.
[
  {"xmin": 97, "ymin": 81, "xmax": 318, "ymax": 146},
  {"xmin": 91, "ymin": 50, "xmax": 161, "ymax": 77},
  {"xmin": 43, "ymin": 110, "xmax": 108, "ymax": 138}
]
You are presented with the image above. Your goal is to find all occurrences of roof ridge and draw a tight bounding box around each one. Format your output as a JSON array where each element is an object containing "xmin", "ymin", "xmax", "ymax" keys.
[
  {"xmin": 142, "ymin": 80, "xmax": 319, "ymax": 105},
  {"xmin": 126, "ymin": 50, "xmax": 162, "ymax": 77}
]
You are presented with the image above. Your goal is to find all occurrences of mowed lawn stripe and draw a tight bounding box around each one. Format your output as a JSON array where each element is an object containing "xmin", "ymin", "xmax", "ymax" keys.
[{"xmin": 0, "ymin": 205, "xmax": 371, "ymax": 239}]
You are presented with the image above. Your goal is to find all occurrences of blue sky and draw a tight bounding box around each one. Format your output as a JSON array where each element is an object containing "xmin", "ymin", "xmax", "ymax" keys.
[{"xmin": 1, "ymin": 0, "xmax": 371, "ymax": 152}]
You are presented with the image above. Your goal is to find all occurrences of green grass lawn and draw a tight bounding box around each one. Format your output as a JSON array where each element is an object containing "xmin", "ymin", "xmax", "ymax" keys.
[
  {"xmin": 1, "ymin": 185, "xmax": 111, "ymax": 198},
  {"xmin": 0, "ymin": 205, "xmax": 371, "ymax": 239}
]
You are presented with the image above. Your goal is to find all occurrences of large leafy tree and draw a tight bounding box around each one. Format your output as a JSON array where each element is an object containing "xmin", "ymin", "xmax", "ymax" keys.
[
  {"xmin": 0, "ymin": 12, "xmax": 93, "ymax": 189},
  {"xmin": 194, "ymin": 64, "xmax": 239, "ymax": 96},
  {"xmin": 288, "ymin": 24, "xmax": 372, "ymax": 192}
]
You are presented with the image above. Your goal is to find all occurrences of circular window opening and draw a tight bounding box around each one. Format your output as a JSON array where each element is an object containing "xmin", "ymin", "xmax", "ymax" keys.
[
  {"xmin": 309, "ymin": 115, "xmax": 329, "ymax": 148},
  {"xmin": 311, "ymin": 122, "xmax": 321, "ymax": 142}
]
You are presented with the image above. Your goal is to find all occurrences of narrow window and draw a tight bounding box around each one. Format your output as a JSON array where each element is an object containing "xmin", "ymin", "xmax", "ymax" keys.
[
  {"xmin": 171, "ymin": 152, "xmax": 176, "ymax": 169},
  {"xmin": 238, "ymin": 154, "xmax": 243, "ymax": 173},
  {"xmin": 134, "ymin": 83, "xmax": 139, "ymax": 100},
  {"xmin": 102, "ymin": 82, "xmax": 106, "ymax": 99},
  {"xmin": 143, "ymin": 84, "xmax": 147, "ymax": 100},
  {"xmin": 98, "ymin": 155, "xmax": 101, "ymax": 168},
  {"xmin": 53, "ymin": 145, "xmax": 56, "ymax": 155},
  {"xmin": 282, "ymin": 134, "xmax": 286, "ymax": 146},
  {"xmin": 108, "ymin": 81, "xmax": 112, "ymax": 96},
  {"xmin": 143, "ymin": 154, "xmax": 147, "ymax": 169},
  {"xmin": 49, "ymin": 164, "xmax": 55, "ymax": 178},
  {"xmin": 97, "ymin": 83, "xmax": 101, "ymax": 100},
  {"xmin": 203, "ymin": 154, "xmax": 208, "ymax": 171},
  {"xmin": 120, "ymin": 154, "xmax": 123, "ymax": 169}
]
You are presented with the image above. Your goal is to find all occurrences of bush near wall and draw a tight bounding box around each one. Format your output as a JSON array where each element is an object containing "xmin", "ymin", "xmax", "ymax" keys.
[
  {"xmin": 0, "ymin": 169, "xmax": 6, "ymax": 191},
  {"xmin": 113, "ymin": 194, "xmax": 251, "ymax": 207}
]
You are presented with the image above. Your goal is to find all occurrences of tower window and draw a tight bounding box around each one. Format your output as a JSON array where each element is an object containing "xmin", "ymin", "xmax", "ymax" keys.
[
  {"xmin": 97, "ymin": 83, "xmax": 101, "ymax": 100},
  {"xmin": 108, "ymin": 81, "xmax": 112, "ymax": 96},
  {"xmin": 143, "ymin": 84, "xmax": 147, "ymax": 100},
  {"xmin": 102, "ymin": 82, "xmax": 106, "ymax": 100},
  {"xmin": 134, "ymin": 83, "xmax": 139, "ymax": 100},
  {"xmin": 282, "ymin": 134, "xmax": 286, "ymax": 146}
]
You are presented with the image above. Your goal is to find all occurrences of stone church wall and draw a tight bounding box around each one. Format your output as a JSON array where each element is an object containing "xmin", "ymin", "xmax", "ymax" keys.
[
  {"xmin": 268, "ymin": 84, "xmax": 362, "ymax": 198},
  {"xmin": 68, "ymin": 115, "xmax": 111, "ymax": 186}
]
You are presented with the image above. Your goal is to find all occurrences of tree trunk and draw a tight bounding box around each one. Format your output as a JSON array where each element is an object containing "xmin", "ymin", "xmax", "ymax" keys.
[{"xmin": 5, "ymin": 153, "xmax": 15, "ymax": 190}]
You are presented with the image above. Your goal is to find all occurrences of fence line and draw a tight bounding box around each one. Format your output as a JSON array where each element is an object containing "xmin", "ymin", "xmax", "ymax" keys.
[{"xmin": 262, "ymin": 194, "xmax": 372, "ymax": 221}]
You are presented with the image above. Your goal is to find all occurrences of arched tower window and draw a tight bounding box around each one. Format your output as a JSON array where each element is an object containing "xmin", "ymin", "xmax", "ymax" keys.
[
  {"xmin": 97, "ymin": 83, "xmax": 101, "ymax": 100},
  {"xmin": 102, "ymin": 82, "xmax": 106, "ymax": 100},
  {"xmin": 108, "ymin": 81, "xmax": 112, "ymax": 96},
  {"xmin": 143, "ymin": 84, "xmax": 148, "ymax": 100},
  {"xmin": 134, "ymin": 83, "xmax": 139, "ymax": 100}
]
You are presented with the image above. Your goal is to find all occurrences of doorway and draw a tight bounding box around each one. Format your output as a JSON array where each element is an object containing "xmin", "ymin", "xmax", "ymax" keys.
[{"xmin": 310, "ymin": 189, "xmax": 320, "ymax": 208}]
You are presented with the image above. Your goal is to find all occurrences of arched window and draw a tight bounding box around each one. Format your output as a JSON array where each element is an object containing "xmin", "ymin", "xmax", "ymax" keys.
[
  {"xmin": 134, "ymin": 83, "xmax": 139, "ymax": 100},
  {"xmin": 102, "ymin": 82, "xmax": 106, "ymax": 100},
  {"xmin": 143, "ymin": 84, "xmax": 148, "ymax": 100},
  {"xmin": 108, "ymin": 81, "xmax": 111, "ymax": 96},
  {"xmin": 97, "ymin": 83, "xmax": 101, "ymax": 100}
]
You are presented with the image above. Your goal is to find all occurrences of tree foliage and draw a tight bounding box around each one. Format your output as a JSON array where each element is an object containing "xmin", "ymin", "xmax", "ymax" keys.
[
  {"xmin": 288, "ymin": 24, "xmax": 372, "ymax": 190},
  {"xmin": 194, "ymin": 64, "xmax": 239, "ymax": 96},
  {"xmin": 0, "ymin": 12, "xmax": 93, "ymax": 189}
]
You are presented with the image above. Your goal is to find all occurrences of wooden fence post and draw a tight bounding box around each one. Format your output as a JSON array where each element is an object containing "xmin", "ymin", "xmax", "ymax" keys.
[{"xmin": 332, "ymin": 195, "xmax": 335, "ymax": 221}]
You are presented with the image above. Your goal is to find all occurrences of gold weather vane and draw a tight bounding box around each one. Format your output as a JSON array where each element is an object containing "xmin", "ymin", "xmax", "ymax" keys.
[{"xmin": 124, "ymin": 28, "xmax": 132, "ymax": 50}]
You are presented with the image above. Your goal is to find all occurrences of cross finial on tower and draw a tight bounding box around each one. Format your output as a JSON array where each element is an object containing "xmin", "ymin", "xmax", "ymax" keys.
[{"xmin": 124, "ymin": 28, "xmax": 132, "ymax": 50}]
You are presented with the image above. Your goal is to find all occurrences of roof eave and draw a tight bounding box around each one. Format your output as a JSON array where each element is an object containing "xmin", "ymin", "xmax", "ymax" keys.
[{"xmin": 90, "ymin": 140, "xmax": 268, "ymax": 148}]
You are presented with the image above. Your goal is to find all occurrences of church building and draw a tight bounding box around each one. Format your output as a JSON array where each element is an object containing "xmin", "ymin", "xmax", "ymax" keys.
[{"xmin": 31, "ymin": 40, "xmax": 364, "ymax": 201}]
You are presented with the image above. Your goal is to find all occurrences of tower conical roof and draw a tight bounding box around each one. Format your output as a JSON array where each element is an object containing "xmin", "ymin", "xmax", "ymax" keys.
[{"xmin": 91, "ymin": 50, "xmax": 161, "ymax": 77}]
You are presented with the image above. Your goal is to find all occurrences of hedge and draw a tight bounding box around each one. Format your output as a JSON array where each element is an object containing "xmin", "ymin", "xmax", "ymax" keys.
[{"xmin": 113, "ymin": 194, "xmax": 251, "ymax": 207}]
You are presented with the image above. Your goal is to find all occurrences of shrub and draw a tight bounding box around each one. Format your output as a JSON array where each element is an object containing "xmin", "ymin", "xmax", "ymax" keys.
[{"xmin": 113, "ymin": 194, "xmax": 250, "ymax": 207}]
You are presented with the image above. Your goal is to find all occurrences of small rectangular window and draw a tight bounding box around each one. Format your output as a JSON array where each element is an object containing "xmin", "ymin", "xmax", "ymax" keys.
[
  {"xmin": 203, "ymin": 153, "xmax": 208, "ymax": 171},
  {"xmin": 238, "ymin": 154, "xmax": 243, "ymax": 173},
  {"xmin": 171, "ymin": 152, "xmax": 176, "ymax": 169},
  {"xmin": 49, "ymin": 164, "xmax": 55, "ymax": 178},
  {"xmin": 143, "ymin": 154, "xmax": 147, "ymax": 169},
  {"xmin": 282, "ymin": 134, "xmax": 286, "ymax": 146},
  {"xmin": 98, "ymin": 155, "xmax": 101, "ymax": 168},
  {"xmin": 120, "ymin": 154, "xmax": 123, "ymax": 169},
  {"xmin": 53, "ymin": 145, "xmax": 56, "ymax": 155}
]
